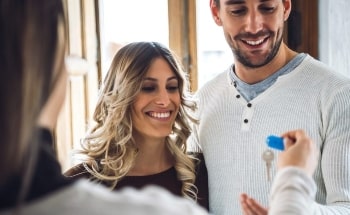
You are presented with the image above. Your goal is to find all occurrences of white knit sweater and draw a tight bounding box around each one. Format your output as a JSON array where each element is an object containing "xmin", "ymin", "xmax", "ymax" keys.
[{"xmin": 189, "ymin": 55, "xmax": 350, "ymax": 214}]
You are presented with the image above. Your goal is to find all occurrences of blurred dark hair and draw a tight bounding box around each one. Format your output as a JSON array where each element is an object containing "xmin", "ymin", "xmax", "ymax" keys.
[{"xmin": 0, "ymin": 0, "xmax": 67, "ymax": 205}]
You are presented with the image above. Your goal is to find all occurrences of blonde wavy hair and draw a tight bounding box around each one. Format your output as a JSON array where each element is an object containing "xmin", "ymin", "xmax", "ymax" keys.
[{"xmin": 79, "ymin": 41, "xmax": 199, "ymax": 200}]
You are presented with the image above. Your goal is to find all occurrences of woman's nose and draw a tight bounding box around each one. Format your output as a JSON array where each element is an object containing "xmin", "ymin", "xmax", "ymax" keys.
[{"xmin": 155, "ymin": 90, "xmax": 171, "ymax": 106}]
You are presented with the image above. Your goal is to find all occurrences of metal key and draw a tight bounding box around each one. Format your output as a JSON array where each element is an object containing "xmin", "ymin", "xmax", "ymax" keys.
[{"xmin": 262, "ymin": 149, "xmax": 274, "ymax": 181}]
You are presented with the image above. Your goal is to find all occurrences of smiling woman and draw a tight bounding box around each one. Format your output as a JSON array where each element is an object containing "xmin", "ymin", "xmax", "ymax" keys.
[
  {"xmin": 64, "ymin": 41, "xmax": 209, "ymax": 211},
  {"xmin": 132, "ymin": 58, "xmax": 181, "ymax": 140}
]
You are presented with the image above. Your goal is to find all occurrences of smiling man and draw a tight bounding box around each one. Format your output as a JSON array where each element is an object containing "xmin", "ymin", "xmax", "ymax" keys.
[{"xmin": 188, "ymin": 0, "xmax": 350, "ymax": 214}]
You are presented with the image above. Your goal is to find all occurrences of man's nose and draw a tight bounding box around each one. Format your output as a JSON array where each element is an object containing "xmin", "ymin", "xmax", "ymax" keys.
[{"xmin": 244, "ymin": 11, "xmax": 263, "ymax": 34}]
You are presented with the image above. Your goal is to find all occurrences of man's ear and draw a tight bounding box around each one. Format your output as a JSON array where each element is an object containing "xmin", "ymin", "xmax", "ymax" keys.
[
  {"xmin": 210, "ymin": 0, "xmax": 222, "ymax": 26},
  {"xmin": 283, "ymin": 0, "xmax": 292, "ymax": 21}
]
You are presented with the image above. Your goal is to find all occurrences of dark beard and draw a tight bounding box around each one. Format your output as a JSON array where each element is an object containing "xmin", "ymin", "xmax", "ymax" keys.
[{"xmin": 233, "ymin": 34, "xmax": 283, "ymax": 68}]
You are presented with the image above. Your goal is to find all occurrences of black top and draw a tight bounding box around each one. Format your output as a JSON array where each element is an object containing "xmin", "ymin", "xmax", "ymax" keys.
[
  {"xmin": 65, "ymin": 154, "xmax": 209, "ymax": 211},
  {"xmin": 0, "ymin": 128, "xmax": 74, "ymax": 210},
  {"xmin": 117, "ymin": 167, "xmax": 183, "ymax": 196}
]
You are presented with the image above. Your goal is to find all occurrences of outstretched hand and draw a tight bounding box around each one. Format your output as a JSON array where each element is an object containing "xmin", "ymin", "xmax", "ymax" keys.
[
  {"xmin": 240, "ymin": 193, "xmax": 268, "ymax": 215},
  {"xmin": 240, "ymin": 130, "xmax": 317, "ymax": 215}
]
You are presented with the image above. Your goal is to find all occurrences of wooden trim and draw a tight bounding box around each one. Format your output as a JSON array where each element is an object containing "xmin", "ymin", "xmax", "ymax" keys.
[
  {"xmin": 188, "ymin": 0, "xmax": 198, "ymax": 92},
  {"xmin": 94, "ymin": 0, "xmax": 102, "ymax": 87},
  {"xmin": 168, "ymin": 0, "xmax": 187, "ymax": 62},
  {"xmin": 288, "ymin": 0, "xmax": 318, "ymax": 58},
  {"xmin": 57, "ymin": 0, "xmax": 100, "ymax": 171},
  {"xmin": 168, "ymin": 0, "xmax": 198, "ymax": 92}
]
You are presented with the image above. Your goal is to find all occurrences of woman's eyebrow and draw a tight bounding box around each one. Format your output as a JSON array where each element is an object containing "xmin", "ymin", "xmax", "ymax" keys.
[
  {"xmin": 143, "ymin": 77, "xmax": 157, "ymax": 81},
  {"xmin": 143, "ymin": 76, "xmax": 178, "ymax": 82},
  {"xmin": 167, "ymin": 76, "xmax": 178, "ymax": 81}
]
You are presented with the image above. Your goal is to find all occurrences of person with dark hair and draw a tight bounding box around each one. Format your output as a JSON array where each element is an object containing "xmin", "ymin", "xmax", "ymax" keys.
[
  {"xmin": 188, "ymin": 0, "xmax": 350, "ymax": 214},
  {"xmin": 0, "ymin": 1, "xmax": 208, "ymax": 214}
]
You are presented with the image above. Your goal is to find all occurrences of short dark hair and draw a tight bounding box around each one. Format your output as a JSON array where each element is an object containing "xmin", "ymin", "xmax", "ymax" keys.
[
  {"xmin": 214, "ymin": 0, "xmax": 285, "ymax": 8},
  {"xmin": 214, "ymin": 0, "xmax": 220, "ymax": 8}
]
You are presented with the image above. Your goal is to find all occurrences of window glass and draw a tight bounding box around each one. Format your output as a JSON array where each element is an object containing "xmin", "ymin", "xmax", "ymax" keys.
[
  {"xmin": 196, "ymin": 0, "xmax": 232, "ymax": 89},
  {"xmin": 99, "ymin": 0, "xmax": 169, "ymax": 77}
]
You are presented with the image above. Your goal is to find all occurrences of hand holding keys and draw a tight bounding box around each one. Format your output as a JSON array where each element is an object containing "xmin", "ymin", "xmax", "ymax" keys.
[{"xmin": 262, "ymin": 135, "xmax": 285, "ymax": 181}]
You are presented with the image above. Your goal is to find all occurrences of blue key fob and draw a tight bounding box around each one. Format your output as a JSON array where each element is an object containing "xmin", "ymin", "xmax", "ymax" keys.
[{"xmin": 266, "ymin": 135, "xmax": 285, "ymax": 151}]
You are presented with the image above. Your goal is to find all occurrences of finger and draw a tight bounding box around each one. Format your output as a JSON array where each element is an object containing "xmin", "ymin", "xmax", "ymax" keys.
[
  {"xmin": 240, "ymin": 194, "xmax": 256, "ymax": 215},
  {"xmin": 240, "ymin": 199, "xmax": 251, "ymax": 215},
  {"xmin": 246, "ymin": 198, "xmax": 268, "ymax": 215},
  {"xmin": 240, "ymin": 193, "xmax": 249, "ymax": 201},
  {"xmin": 240, "ymin": 194, "xmax": 249, "ymax": 215},
  {"xmin": 281, "ymin": 129, "xmax": 306, "ymax": 141},
  {"xmin": 242, "ymin": 203, "xmax": 256, "ymax": 215}
]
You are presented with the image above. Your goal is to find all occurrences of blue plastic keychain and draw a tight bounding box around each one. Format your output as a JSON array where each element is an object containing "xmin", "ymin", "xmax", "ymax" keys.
[{"xmin": 266, "ymin": 135, "xmax": 285, "ymax": 151}]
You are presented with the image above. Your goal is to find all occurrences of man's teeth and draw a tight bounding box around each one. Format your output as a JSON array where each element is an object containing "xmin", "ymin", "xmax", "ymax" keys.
[
  {"xmin": 149, "ymin": 112, "xmax": 171, "ymax": 118},
  {"xmin": 245, "ymin": 38, "xmax": 264, "ymax": 46}
]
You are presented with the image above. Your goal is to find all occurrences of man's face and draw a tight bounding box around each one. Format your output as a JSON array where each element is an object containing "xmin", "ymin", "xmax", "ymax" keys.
[{"xmin": 211, "ymin": 0, "xmax": 291, "ymax": 68}]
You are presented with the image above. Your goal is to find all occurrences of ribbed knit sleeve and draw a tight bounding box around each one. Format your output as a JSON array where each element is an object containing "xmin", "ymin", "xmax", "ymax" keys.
[{"xmin": 269, "ymin": 167, "xmax": 317, "ymax": 215}]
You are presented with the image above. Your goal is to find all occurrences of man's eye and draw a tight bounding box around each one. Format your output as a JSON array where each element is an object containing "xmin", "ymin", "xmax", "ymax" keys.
[
  {"xmin": 141, "ymin": 86, "xmax": 155, "ymax": 92},
  {"xmin": 260, "ymin": 6, "xmax": 275, "ymax": 13},
  {"xmin": 230, "ymin": 8, "xmax": 246, "ymax": 16}
]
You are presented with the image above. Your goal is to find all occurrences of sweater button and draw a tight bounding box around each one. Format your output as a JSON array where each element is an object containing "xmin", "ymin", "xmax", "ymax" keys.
[
  {"xmin": 247, "ymin": 103, "xmax": 252, "ymax": 107},
  {"xmin": 236, "ymin": 95, "xmax": 240, "ymax": 99},
  {"xmin": 244, "ymin": 119, "xmax": 248, "ymax": 123}
]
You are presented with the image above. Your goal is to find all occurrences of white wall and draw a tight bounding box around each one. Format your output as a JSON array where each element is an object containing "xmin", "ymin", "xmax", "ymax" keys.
[{"xmin": 319, "ymin": 0, "xmax": 350, "ymax": 77}]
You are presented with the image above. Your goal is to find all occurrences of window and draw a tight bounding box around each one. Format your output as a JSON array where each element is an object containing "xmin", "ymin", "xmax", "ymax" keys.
[
  {"xmin": 99, "ymin": 0, "xmax": 169, "ymax": 77},
  {"xmin": 196, "ymin": 0, "xmax": 232, "ymax": 89}
]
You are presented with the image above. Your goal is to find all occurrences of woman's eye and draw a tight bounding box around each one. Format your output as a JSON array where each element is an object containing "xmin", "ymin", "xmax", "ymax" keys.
[
  {"xmin": 167, "ymin": 85, "xmax": 179, "ymax": 92},
  {"xmin": 141, "ymin": 86, "xmax": 155, "ymax": 92}
]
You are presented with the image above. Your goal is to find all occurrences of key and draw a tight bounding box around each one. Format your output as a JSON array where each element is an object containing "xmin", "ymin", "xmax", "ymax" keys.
[{"xmin": 262, "ymin": 149, "xmax": 274, "ymax": 181}]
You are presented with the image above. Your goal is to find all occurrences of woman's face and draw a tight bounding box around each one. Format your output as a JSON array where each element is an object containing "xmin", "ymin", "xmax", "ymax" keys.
[
  {"xmin": 37, "ymin": 21, "xmax": 68, "ymax": 129},
  {"xmin": 131, "ymin": 57, "xmax": 181, "ymax": 140}
]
